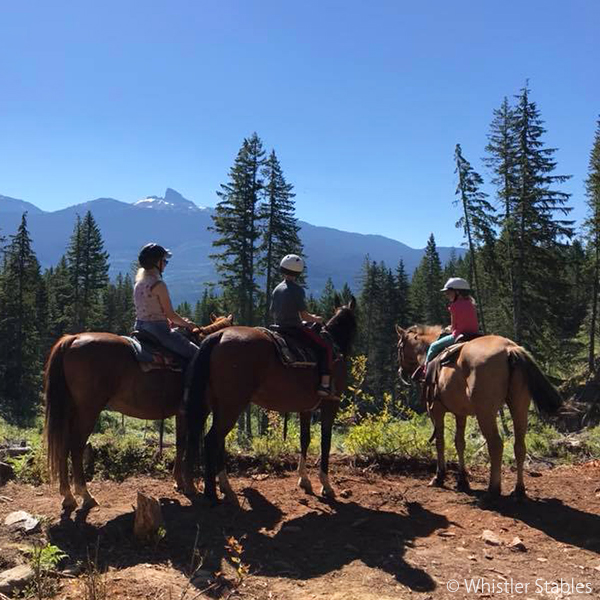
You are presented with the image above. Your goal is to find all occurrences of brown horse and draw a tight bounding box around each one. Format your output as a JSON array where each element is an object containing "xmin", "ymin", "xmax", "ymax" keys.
[
  {"xmin": 396, "ymin": 325, "xmax": 561, "ymax": 497},
  {"xmin": 43, "ymin": 316, "xmax": 233, "ymax": 512},
  {"xmin": 183, "ymin": 297, "xmax": 357, "ymax": 504}
]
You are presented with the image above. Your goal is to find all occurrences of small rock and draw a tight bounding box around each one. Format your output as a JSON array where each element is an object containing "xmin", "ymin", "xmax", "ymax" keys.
[
  {"xmin": 438, "ymin": 530, "xmax": 456, "ymax": 537},
  {"xmin": 481, "ymin": 529, "xmax": 503, "ymax": 546},
  {"xmin": 537, "ymin": 557, "xmax": 548, "ymax": 562},
  {"xmin": 253, "ymin": 474, "xmax": 269, "ymax": 481},
  {"xmin": 468, "ymin": 555, "xmax": 477, "ymax": 561},
  {"xmin": 339, "ymin": 489, "xmax": 352, "ymax": 498},
  {"xmin": 4, "ymin": 511, "xmax": 40, "ymax": 534},
  {"xmin": 508, "ymin": 536, "xmax": 527, "ymax": 552},
  {"xmin": 0, "ymin": 564, "xmax": 34, "ymax": 595},
  {"xmin": 483, "ymin": 550, "xmax": 494, "ymax": 560}
]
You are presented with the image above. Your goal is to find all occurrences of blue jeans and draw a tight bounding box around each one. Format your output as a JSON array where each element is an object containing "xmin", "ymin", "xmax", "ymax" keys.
[
  {"xmin": 425, "ymin": 334, "xmax": 456, "ymax": 363},
  {"xmin": 135, "ymin": 320, "xmax": 199, "ymax": 359}
]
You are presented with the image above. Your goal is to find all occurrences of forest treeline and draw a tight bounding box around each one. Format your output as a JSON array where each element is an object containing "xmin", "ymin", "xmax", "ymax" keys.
[{"xmin": 1, "ymin": 83, "xmax": 599, "ymax": 426}]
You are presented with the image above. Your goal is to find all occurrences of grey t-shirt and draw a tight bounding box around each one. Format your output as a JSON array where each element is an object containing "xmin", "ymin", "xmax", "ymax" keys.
[{"xmin": 271, "ymin": 279, "xmax": 306, "ymax": 328}]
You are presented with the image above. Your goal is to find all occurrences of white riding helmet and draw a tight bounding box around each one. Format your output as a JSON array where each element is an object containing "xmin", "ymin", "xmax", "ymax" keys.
[
  {"xmin": 441, "ymin": 277, "xmax": 471, "ymax": 291},
  {"xmin": 280, "ymin": 254, "xmax": 304, "ymax": 275}
]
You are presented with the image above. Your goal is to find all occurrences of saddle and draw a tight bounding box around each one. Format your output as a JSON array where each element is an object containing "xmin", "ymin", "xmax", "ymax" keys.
[
  {"xmin": 123, "ymin": 330, "xmax": 185, "ymax": 373},
  {"xmin": 422, "ymin": 332, "xmax": 485, "ymax": 410},
  {"xmin": 257, "ymin": 325, "xmax": 336, "ymax": 368}
]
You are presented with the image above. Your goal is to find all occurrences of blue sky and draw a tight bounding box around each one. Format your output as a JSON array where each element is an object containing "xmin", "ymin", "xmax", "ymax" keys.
[{"xmin": 0, "ymin": 1, "xmax": 598, "ymax": 248}]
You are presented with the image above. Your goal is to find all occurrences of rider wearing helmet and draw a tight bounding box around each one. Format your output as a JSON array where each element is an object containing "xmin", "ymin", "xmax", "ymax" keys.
[
  {"xmin": 412, "ymin": 277, "xmax": 479, "ymax": 380},
  {"xmin": 134, "ymin": 243, "xmax": 199, "ymax": 362},
  {"xmin": 271, "ymin": 254, "xmax": 335, "ymax": 398}
]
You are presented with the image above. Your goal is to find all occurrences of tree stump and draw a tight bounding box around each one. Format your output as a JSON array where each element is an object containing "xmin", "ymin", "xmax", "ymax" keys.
[{"xmin": 133, "ymin": 492, "xmax": 164, "ymax": 541}]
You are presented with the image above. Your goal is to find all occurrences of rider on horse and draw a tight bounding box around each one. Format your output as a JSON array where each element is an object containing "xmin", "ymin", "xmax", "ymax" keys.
[
  {"xmin": 412, "ymin": 277, "xmax": 479, "ymax": 381},
  {"xmin": 271, "ymin": 254, "xmax": 335, "ymax": 398},
  {"xmin": 134, "ymin": 243, "xmax": 200, "ymax": 394}
]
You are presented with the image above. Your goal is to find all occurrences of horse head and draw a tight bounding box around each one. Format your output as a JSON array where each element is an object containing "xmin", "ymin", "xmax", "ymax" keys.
[
  {"xmin": 396, "ymin": 324, "xmax": 441, "ymax": 385},
  {"xmin": 325, "ymin": 296, "xmax": 357, "ymax": 355}
]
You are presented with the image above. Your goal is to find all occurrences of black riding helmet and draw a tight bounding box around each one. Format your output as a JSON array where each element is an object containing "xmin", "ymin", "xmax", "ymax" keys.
[{"xmin": 138, "ymin": 243, "xmax": 172, "ymax": 269}]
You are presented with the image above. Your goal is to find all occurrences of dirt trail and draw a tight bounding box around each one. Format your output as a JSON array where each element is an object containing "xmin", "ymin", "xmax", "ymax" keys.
[{"xmin": 0, "ymin": 460, "xmax": 599, "ymax": 599}]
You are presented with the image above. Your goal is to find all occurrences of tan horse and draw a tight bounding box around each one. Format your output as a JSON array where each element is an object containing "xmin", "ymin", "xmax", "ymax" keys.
[
  {"xmin": 43, "ymin": 315, "xmax": 232, "ymax": 512},
  {"xmin": 396, "ymin": 325, "xmax": 561, "ymax": 497}
]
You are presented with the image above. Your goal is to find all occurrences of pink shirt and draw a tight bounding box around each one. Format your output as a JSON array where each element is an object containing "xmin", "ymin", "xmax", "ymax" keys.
[
  {"xmin": 449, "ymin": 297, "xmax": 479, "ymax": 337},
  {"xmin": 134, "ymin": 273, "xmax": 167, "ymax": 322}
]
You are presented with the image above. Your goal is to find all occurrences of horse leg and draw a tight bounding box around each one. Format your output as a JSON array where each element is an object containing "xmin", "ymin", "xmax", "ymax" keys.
[
  {"xmin": 203, "ymin": 426, "xmax": 218, "ymax": 501},
  {"xmin": 213, "ymin": 409, "xmax": 241, "ymax": 507},
  {"xmin": 454, "ymin": 414, "xmax": 470, "ymax": 491},
  {"xmin": 476, "ymin": 410, "xmax": 503, "ymax": 496},
  {"xmin": 70, "ymin": 411, "xmax": 100, "ymax": 510},
  {"xmin": 59, "ymin": 443, "xmax": 77, "ymax": 512},
  {"xmin": 429, "ymin": 404, "xmax": 446, "ymax": 487},
  {"xmin": 298, "ymin": 411, "xmax": 313, "ymax": 494},
  {"xmin": 319, "ymin": 401, "xmax": 338, "ymax": 498},
  {"xmin": 173, "ymin": 412, "xmax": 187, "ymax": 492},
  {"xmin": 507, "ymin": 373, "xmax": 530, "ymax": 498}
]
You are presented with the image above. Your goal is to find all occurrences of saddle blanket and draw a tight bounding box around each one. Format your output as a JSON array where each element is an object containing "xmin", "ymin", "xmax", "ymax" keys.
[
  {"xmin": 122, "ymin": 336, "xmax": 183, "ymax": 373},
  {"xmin": 256, "ymin": 327, "xmax": 319, "ymax": 368}
]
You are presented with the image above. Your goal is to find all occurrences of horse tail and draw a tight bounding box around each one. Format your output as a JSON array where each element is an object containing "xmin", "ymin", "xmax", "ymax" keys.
[
  {"xmin": 44, "ymin": 335, "xmax": 77, "ymax": 482},
  {"xmin": 507, "ymin": 346, "xmax": 562, "ymax": 415},
  {"xmin": 184, "ymin": 331, "xmax": 224, "ymax": 476}
]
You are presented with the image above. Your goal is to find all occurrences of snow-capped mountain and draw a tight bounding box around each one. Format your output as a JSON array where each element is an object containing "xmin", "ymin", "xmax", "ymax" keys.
[
  {"xmin": 0, "ymin": 188, "xmax": 463, "ymax": 305},
  {"xmin": 133, "ymin": 188, "xmax": 206, "ymax": 212}
]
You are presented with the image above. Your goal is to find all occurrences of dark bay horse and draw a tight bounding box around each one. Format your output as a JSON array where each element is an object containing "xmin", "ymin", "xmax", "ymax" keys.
[
  {"xmin": 183, "ymin": 297, "xmax": 357, "ymax": 504},
  {"xmin": 396, "ymin": 325, "xmax": 562, "ymax": 497},
  {"xmin": 44, "ymin": 316, "xmax": 232, "ymax": 512}
]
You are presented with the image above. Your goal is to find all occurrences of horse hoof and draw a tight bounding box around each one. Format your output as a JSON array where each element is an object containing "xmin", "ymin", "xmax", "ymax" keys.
[
  {"xmin": 320, "ymin": 486, "xmax": 335, "ymax": 499},
  {"xmin": 62, "ymin": 497, "xmax": 78, "ymax": 512},
  {"xmin": 456, "ymin": 478, "xmax": 471, "ymax": 492},
  {"xmin": 511, "ymin": 485, "xmax": 527, "ymax": 500},
  {"xmin": 428, "ymin": 476, "xmax": 445, "ymax": 488},
  {"xmin": 298, "ymin": 478, "xmax": 313, "ymax": 494},
  {"xmin": 81, "ymin": 496, "xmax": 99, "ymax": 511}
]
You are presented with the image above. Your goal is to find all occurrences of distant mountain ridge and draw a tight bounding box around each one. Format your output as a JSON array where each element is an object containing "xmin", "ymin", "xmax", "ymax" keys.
[{"xmin": 0, "ymin": 189, "xmax": 463, "ymax": 305}]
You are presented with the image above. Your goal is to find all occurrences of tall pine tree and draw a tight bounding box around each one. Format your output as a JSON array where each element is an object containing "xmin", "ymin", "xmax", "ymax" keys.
[{"xmin": 211, "ymin": 133, "xmax": 266, "ymax": 325}]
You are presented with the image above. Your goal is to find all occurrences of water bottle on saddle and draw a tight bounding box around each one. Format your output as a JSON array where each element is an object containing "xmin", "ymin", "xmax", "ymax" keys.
[{"xmin": 270, "ymin": 254, "xmax": 336, "ymax": 399}]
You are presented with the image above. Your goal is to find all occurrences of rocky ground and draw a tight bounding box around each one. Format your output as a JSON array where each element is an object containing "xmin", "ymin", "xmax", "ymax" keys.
[{"xmin": 0, "ymin": 458, "xmax": 599, "ymax": 599}]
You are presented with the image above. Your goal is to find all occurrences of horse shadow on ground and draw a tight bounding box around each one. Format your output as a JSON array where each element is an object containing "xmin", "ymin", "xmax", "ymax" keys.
[
  {"xmin": 48, "ymin": 488, "xmax": 448, "ymax": 595},
  {"xmin": 478, "ymin": 493, "xmax": 600, "ymax": 554}
]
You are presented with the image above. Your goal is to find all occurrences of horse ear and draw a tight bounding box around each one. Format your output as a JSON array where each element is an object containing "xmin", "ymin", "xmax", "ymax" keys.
[
  {"xmin": 348, "ymin": 295, "xmax": 356, "ymax": 311},
  {"xmin": 334, "ymin": 293, "xmax": 341, "ymax": 308},
  {"xmin": 395, "ymin": 324, "xmax": 405, "ymax": 338},
  {"xmin": 210, "ymin": 313, "xmax": 217, "ymax": 323},
  {"xmin": 227, "ymin": 314, "xmax": 233, "ymax": 323}
]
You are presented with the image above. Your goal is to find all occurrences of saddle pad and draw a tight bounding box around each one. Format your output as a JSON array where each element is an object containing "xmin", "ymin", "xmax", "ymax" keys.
[
  {"xmin": 122, "ymin": 336, "xmax": 183, "ymax": 373},
  {"xmin": 256, "ymin": 328, "xmax": 317, "ymax": 368}
]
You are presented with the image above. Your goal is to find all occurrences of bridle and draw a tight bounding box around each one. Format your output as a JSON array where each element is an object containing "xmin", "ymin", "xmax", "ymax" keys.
[{"xmin": 397, "ymin": 334, "xmax": 421, "ymax": 386}]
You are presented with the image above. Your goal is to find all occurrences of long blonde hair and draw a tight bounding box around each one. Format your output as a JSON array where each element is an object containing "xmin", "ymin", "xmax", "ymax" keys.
[{"xmin": 135, "ymin": 267, "xmax": 162, "ymax": 284}]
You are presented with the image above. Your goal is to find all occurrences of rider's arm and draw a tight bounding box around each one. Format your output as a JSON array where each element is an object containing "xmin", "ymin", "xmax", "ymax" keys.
[
  {"xmin": 300, "ymin": 310, "xmax": 324, "ymax": 324},
  {"xmin": 153, "ymin": 281, "xmax": 196, "ymax": 330}
]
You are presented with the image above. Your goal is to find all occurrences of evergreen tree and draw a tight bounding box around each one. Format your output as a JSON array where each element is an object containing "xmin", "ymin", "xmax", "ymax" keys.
[
  {"xmin": 210, "ymin": 133, "xmax": 266, "ymax": 326},
  {"xmin": 45, "ymin": 257, "xmax": 73, "ymax": 341},
  {"xmin": 318, "ymin": 277, "xmax": 337, "ymax": 318},
  {"xmin": 0, "ymin": 214, "xmax": 42, "ymax": 419},
  {"xmin": 584, "ymin": 117, "xmax": 600, "ymax": 371},
  {"xmin": 413, "ymin": 234, "xmax": 446, "ymax": 325},
  {"xmin": 66, "ymin": 211, "xmax": 109, "ymax": 331},
  {"xmin": 511, "ymin": 84, "xmax": 573, "ymax": 348},
  {"xmin": 258, "ymin": 150, "xmax": 302, "ymax": 325},
  {"xmin": 454, "ymin": 143, "xmax": 496, "ymax": 332}
]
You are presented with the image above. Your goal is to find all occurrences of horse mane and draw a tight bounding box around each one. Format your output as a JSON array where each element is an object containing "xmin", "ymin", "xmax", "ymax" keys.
[
  {"xmin": 325, "ymin": 305, "xmax": 357, "ymax": 355},
  {"xmin": 406, "ymin": 324, "xmax": 443, "ymax": 351},
  {"xmin": 195, "ymin": 315, "xmax": 233, "ymax": 338}
]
